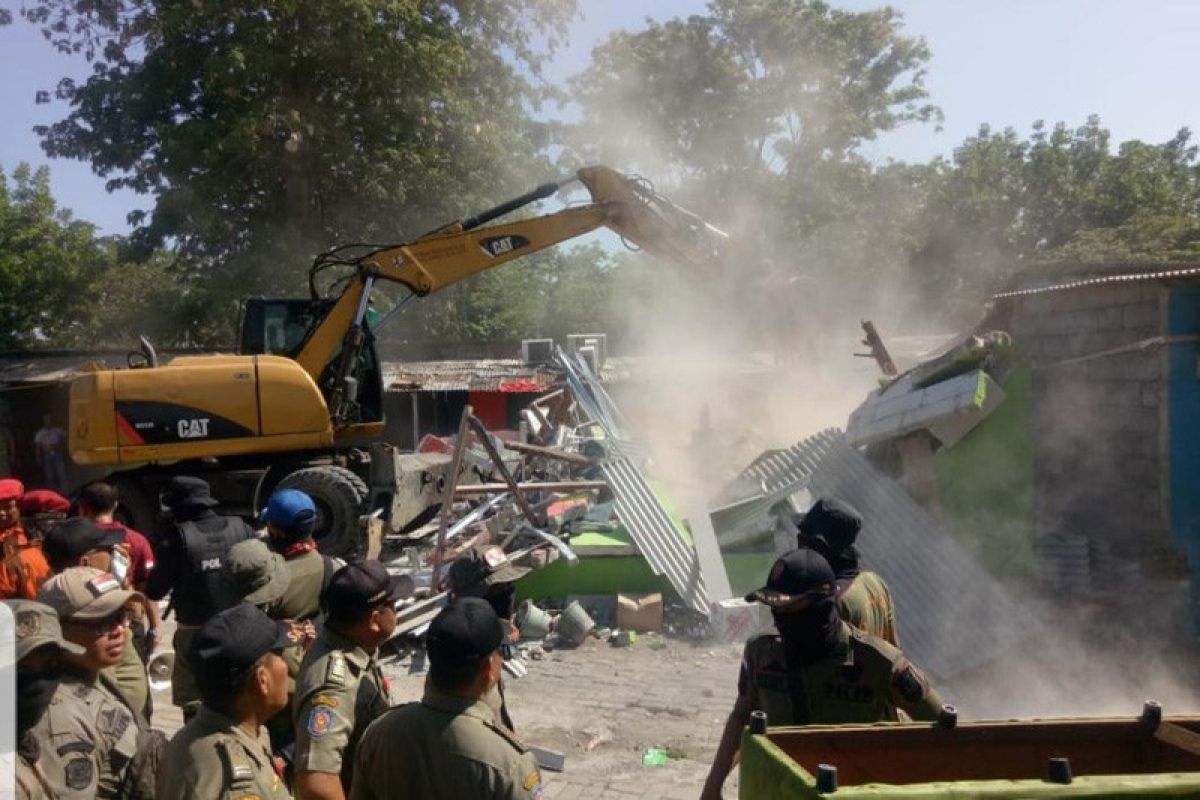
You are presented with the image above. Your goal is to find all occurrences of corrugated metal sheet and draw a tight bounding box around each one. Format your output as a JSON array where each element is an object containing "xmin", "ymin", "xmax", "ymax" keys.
[
  {"xmin": 994, "ymin": 263, "xmax": 1200, "ymax": 299},
  {"xmin": 734, "ymin": 429, "xmax": 1043, "ymax": 679},
  {"xmin": 601, "ymin": 456, "xmax": 709, "ymax": 614}
]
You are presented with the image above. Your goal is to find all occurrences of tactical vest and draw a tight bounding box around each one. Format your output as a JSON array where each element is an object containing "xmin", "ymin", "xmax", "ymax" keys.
[{"xmin": 174, "ymin": 518, "xmax": 251, "ymax": 623}]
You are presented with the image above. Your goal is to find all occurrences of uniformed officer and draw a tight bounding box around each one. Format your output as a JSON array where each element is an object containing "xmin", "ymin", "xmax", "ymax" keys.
[
  {"xmin": 700, "ymin": 549, "xmax": 943, "ymax": 800},
  {"xmin": 0, "ymin": 478, "xmax": 53, "ymax": 600},
  {"xmin": 293, "ymin": 560, "xmax": 407, "ymax": 800},
  {"xmin": 797, "ymin": 497, "xmax": 899, "ymax": 645},
  {"xmin": 220, "ymin": 538, "xmax": 314, "ymax": 770},
  {"xmin": 263, "ymin": 490, "xmax": 329, "ymax": 621},
  {"xmin": 447, "ymin": 543, "xmax": 530, "ymax": 731},
  {"xmin": 157, "ymin": 603, "xmax": 294, "ymax": 800},
  {"xmin": 33, "ymin": 567, "xmax": 144, "ymax": 798},
  {"xmin": 349, "ymin": 597, "xmax": 544, "ymax": 800},
  {"xmin": 6, "ymin": 599, "xmax": 87, "ymax": 800},
  {"xmin": 145, "ymin": 476, "xmax": 254, "ymax": 718},
  {"xmin": 43, "ymin": 517, "xmax": 152, "ymax": 720}
]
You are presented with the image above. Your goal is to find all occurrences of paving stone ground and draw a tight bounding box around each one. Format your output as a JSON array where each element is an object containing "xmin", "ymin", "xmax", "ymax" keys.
[{"xmin": 150, "ymin": 620, "xmax": 743, "ymax": 799}]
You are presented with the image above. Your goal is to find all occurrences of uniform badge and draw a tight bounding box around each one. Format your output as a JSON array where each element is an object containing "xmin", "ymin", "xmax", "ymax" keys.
[
  {"xmin": 15, "ymin": 609, "xmax": 40, "ymax": 639},
  {"xmin": 65, "ymin": 756, "xmax": 94, "ymax": 790},
  {"xmin": 307, "ymin": 705, "xmax": 334, "ymax": 737},
  {"xmin": 522, "ymin": 770, "xmax": 541, "ymax": 790},
  {"xmin": 285, "ymin": 622, "xmax": 304, "ymax": 644},
  {"xmin": 309, "ymin": 694, "xmax": 338, "ymax": 709}
]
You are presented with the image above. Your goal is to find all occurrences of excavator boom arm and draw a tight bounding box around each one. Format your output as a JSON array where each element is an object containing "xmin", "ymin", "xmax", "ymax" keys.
[{"xmin": 294, "ymin": 165, "xmax": 726, "ymax": 409}]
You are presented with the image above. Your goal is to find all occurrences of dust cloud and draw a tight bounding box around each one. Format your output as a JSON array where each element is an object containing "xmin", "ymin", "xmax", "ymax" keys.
[{"xmin": 555, "ymin": 8, "xmax": 1200, "ymax": 725}]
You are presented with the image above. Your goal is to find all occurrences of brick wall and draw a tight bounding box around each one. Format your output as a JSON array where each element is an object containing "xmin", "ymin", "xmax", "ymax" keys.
[{"xmin": 1007, "ymin": 281, "xmax": 1168, "ymax": 589}]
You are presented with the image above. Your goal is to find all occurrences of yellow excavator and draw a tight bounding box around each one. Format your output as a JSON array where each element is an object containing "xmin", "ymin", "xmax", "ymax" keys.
[{"xmin": 68, "ymin": 166, "xmax": 725, "ymax": 555}]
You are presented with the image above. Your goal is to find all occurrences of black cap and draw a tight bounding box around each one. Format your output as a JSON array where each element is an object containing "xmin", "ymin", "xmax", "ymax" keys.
[
  {"xmin": 42, "ymin": 517, "xmax": 125, "ymax": 572},
  {"xmin": 426, "ymin": 597, "xmax": 504, "ymax": 667},
  {"xmin": 188, "ymin": 603, "xmax": 291, "ymax": 691},
  {"xmin": 161, "ymin": 476, "xmax": 219, "ymax": 510},
  {"xmin": 798, "ymin": 498, "xmax": 862, "ymax": 552},
  {"xmin": 322, "ymin": 560, "xmax": 413, "ymax": 618},
  {"xmin": 745, "ymin": 548, "xmax": 836, "ymax": 608},
  {"xmin": 447, "ymin": 544, "xmax": 531, "ymax": 596}
]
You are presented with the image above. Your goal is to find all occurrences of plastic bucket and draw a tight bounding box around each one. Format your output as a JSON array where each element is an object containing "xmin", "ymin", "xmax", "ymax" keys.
[
  {"xmin": 558, "ymin": 600, "xmax": 595, "ymax": 646},
  {"xmin": 515, "ymin": 599, "xmax": 553, "ymax": 640}
]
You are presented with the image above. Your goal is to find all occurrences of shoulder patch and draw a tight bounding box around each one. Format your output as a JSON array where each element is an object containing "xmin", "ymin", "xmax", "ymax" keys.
[
  {"xmin": 309, "ymin": 693, "xmax": 338, "ymax": 709},
  {"xmin": 325, "ymin": 652, "xmax": 347, "ymax": 687},
  {"xmin": 55, "ymin": 741, "xmax": 96, "ymax": 757},
  {"xmin": 306, "ymin": 705, "xmax": 335, "ymax": 738},
  {"xmin": 217, "ymin": 739, "xmax": 255, "ymax": 786},
  {"xmin": 97, "ymin": 705, "xmax": 132, "ymax": 742},
  {"xmin": 64, "ymin": 756, "xmax": 94, "ymax": 790},
  {"xmin": 523, "ymin": 770, "xmax": 542, "ymax": 790}
]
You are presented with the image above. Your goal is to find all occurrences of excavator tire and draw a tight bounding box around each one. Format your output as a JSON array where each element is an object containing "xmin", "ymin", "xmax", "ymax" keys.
[{"xmin": 275, "ymin": 465, "xmax": 369, "ymax": 560}]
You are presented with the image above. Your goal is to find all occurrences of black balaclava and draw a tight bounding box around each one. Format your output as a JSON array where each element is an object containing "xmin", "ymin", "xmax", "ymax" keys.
[
  {"xmin": 774, "ymin": 594, "xmax": 842, "ymax": 666},
  {"xmin": 797, "ymin": 497, "xmax": 863, "ymax": 584},
  {"xmin": 17, "ymin": 666, "xmax": 61, "ymax": 733},
  {"xmin": 750, "ymin": 548, "xmax": 842, "ymax": 666},
  {"xmin": 485, "ymin": 583, "xmax": 517, "ymax": 621}
]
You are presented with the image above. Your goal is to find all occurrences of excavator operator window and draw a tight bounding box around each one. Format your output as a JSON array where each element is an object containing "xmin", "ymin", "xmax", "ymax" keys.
[{"xmin": 239, "ymin": 298, "xmax": 334, "ymax": 357}]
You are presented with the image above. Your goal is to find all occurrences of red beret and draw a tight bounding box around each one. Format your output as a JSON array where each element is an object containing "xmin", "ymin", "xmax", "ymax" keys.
[
  {"xmin": 0, "ymin": 478, "xmax": 24, "ymax": 503},
  {"xmin": 19, "ymin": 489, "xmax": 70, "ymax": 514}
]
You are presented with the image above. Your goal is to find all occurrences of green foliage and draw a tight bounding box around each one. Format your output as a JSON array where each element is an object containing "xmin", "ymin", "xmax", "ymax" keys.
[
  {"xmin": 21, "ymin": 0, "xmax": 576, "ymax": 342},
  {"xmin": 911, "ymin": 118, "xmax": 1200, "ymax": 312},
  {"xmin": 0, "ymin": 162, "xmax": 195, "ymax": 349}
]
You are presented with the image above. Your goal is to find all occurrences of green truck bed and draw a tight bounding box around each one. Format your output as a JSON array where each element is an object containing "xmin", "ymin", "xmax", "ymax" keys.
[{"xmin": 740, "ymin": 714, "xmax": 1200, "ymax": 798}]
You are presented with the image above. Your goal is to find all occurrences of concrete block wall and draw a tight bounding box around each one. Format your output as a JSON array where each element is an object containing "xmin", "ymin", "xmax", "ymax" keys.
[{"xmin": 1007, "ymin": 281, "xmax": 1168, "ymax": 587}]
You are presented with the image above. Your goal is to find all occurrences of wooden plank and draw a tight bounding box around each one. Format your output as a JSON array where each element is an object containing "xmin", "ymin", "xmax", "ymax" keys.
[{"xmin": 455, "ymin": 481, "xmax": 608, "ymax": 495}]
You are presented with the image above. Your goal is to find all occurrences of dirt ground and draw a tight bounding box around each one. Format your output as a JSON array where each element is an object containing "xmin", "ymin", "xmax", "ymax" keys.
[{"xmin": 151, "ymin": 623, "xmax": 744, "ymax": 799}]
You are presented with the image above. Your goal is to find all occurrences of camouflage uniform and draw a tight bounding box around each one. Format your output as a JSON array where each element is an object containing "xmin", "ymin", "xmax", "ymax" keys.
[{"xmin": 837, "ymin": 570, "xmax": 899, "ymax": 646}]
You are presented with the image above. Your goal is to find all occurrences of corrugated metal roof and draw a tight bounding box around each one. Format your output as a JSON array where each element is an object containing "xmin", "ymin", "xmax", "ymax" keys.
[
  {"xmin": 383, "ymin": 359, "xmax": 560, "ymax": 393},
  {"xmin": 994, "ymin": 263, "xmax": 1200, "ymax": 299},
  {"xmin": 601, "ymin": 456, "xmax": 709, "ymax": 615},
  {"xmin": 735, "ymin": 428, "xmax": 1043, "ymax": 679}
]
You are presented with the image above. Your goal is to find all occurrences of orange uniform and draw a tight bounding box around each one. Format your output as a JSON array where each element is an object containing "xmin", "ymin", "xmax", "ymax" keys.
[{"xmin": 1, "ymin": 527, "xmax": 52, "ymax": 599}]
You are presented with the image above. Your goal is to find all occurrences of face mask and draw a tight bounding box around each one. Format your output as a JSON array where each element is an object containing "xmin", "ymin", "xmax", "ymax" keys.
[
  {"xmin": 17, "ymin": 667, "xmax": 61, "ymax": 732},
  {"xmin": 486, "ymin": 584, "xmax": 517, "ymax": 620}
]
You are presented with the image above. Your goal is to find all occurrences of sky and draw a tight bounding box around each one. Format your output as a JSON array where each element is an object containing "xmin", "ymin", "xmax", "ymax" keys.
[{"xmin": 1, "ymin": 0, "xmax": 1198, "ymax": 235}]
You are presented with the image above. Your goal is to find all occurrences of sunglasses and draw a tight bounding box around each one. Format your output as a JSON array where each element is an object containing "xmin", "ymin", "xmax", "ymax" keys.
[{"xmin": 66, "ymin": 611, "xmax": 130, "ymax": 638}]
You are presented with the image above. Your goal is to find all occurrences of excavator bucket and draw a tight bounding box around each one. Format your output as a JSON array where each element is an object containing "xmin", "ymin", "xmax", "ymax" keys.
[{"xmin": 576, "ymin": 166, "xmax": 728, "ymax": 268}]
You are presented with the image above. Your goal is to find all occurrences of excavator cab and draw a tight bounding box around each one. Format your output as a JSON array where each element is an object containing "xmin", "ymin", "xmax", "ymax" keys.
[{"xmin": 239, "ymin": 297, "xmax": 384, "ymax": 424}]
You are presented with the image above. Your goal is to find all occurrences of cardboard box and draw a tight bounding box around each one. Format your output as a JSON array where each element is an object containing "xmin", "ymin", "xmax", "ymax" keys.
[
  {"xmin": 710, "ymin": 598, "xmax": 775, "ymax": 644},
  {"xmin": 616, "ymin": 592, "xmax": 664, "ymax": 633}
]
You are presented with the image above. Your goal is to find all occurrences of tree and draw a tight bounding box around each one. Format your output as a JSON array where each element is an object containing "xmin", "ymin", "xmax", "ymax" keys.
[
  {"xmin": 909, "ymin": 119, "xmax": 1200, "ymax": 316},
  {"xmin": 21, "ymin": 0, "xmax": 576, "ymax": 342},
  {"xmin": 0, "ymin": 162, "xmax": 196, "ymax": 349},
  {"xmin": 566, "ymin": 0, "xmax": 940, "ymax": 349},
  {"xmin": 0, "ymin": 163, "xmax": 110, "ymax": 347}
]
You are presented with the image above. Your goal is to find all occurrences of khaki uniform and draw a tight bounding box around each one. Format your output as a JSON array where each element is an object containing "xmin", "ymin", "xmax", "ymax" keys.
[
  {"xmin": 31, "ymin": 668, "xmax": 139, "ymax": 799},
  {"xmin": 349, "ymin": 690, "xmax": 543, "ymax": 800},
  {"xmin": 101, "ymin": 627, "xmax": 151, "ymax": 720},
  {"xmin": 738, "ymin": 621, "xmax": 942, "ymax": 726},
  {"xmin": 273, "ymin": 549, "xmax": 325, "ymax": 621},
  {"xmin": 292, "ymin": 626, "xmax": 389, "ymax": 788},
  {"xmin": 171, "ymin": 625, "xmax": 201, "ymax": 713},
  {"xmin": 16, "ymin": 735, "xmax": 56, "ymax": 800},
  {"xmin": 157, "ymin": 706, "xmax": 291, "ymax": 800},
  {"xmin": 838, "ymin": 570, "xmax": 899, "ymax": 646}
]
